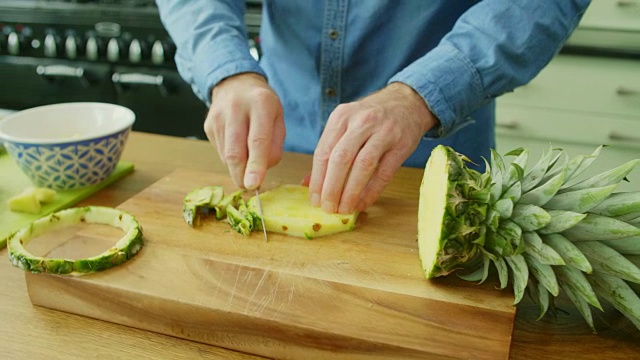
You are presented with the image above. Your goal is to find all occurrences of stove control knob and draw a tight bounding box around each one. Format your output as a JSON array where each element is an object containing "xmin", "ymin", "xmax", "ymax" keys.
[
  {"xmin": 151, "ymin": 40, "xmax": 165, "ymax": 65},
  {"xmin": 44, "ymin": 34, "xmax": 58, "ymax": 58},
  {"xmin": 128, "ymin": 38, "xmax": 142, "ymax": 64},
  {"xmin": 85, "ymin": 36, "xmax": 99, "ymax": 61},
  {"xmin": 7, "ymin": 32, "xmax": 19, "ymax": 55},
  {"xmin": 107, "ymin": 38, "xmax": 120, "ymax": 62},
  {"xmin": 65, "ymin": 35, "xmax": 79, "ymax": 59}
]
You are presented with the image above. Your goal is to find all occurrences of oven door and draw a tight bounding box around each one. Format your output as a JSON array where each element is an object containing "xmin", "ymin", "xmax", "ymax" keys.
[
  {"xmin": 112, "ymin": 66, "xmax": 207, "ymax": 139},
  {"xmin": 0, "ymin": 56, "xmax": 115, "ymax": 109}
]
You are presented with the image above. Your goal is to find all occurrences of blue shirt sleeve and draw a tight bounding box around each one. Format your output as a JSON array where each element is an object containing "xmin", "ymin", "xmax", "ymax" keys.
[
  {"xmin": 388, "ymin": 0, "xmax": 591, "ymax": 139},
  {"xmin": 155, "ymin": 0, "xmax": 266, "ymax": 104}
]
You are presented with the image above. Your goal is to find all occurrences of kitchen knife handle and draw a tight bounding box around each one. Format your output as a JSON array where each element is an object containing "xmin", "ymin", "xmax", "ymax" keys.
[
  {"xmin": 111, "ymin": 72, "xmax": 171, "ymax": 96},
  {"xmin": 36, "ymin": 65, "xmax": 90, "ymax": 87}
]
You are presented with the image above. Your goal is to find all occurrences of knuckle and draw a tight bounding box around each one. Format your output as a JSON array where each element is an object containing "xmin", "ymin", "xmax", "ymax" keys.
[
  {"xmin": 375, "ymin": 165, "xmax": 395, "ymax": 185},
  {"xmin": 313, "ymin": 145, "xmax": 333, "ymax": 162},
  {"xmin": 330, "ymin": 147, "xmax": 354, "ymax": 165},
  {"xmin": 354, "ymin": 153, "xmax": 378, "ymax": 173},
  {"xmin": 252, "ymin": 88, "xmax": 277, "ymax": 106},
  {"xmin": 327, "ymin": 104, "xmax": 352, "ymax": 125},
  {"xmin": 224, "ymin": 150, "xmax": 246, "ymax": 166},
  {"xmin": 249, "ymin": 134, "xmax": 270, "ymax": 149}
]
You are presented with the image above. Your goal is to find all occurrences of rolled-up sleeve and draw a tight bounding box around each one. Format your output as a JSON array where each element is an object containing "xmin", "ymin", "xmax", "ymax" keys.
[
  {"xmin": 156, "ymin": 0, "xmax": 266, "ymax": 104},
  {"xmin": 389, "ymin": 0, "xmax": 591, "ymax": 138}
]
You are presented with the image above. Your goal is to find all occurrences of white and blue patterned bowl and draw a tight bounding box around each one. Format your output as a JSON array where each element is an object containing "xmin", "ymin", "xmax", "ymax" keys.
[{"xmin": 0, "ymin": 103, "xmax": 135, "ymax": 190}]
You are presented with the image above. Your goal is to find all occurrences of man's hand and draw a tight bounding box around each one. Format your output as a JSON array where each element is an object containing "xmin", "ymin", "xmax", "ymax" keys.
[
  {"xmin": 308, "ymin": 82, "xmax": 439, "ymax": 214},
  {"xmin": 205, "ymin": 73, "xmax": 286, "ymax": 190}
]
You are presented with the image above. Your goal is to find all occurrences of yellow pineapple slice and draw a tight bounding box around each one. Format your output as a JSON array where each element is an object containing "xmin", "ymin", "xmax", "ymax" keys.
[{"xmin": 247, "ymin": 185, "xmax": 358, "ymax": 239}]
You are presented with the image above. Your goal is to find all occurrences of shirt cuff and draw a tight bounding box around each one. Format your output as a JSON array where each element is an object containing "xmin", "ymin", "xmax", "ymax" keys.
[
  {"xmin": 192, "ymin": 43, "xmax": 267, "ymax": 105},
  {"xmin": 388, "ymin": 41, "xmax": 484, "ymax": 139}
]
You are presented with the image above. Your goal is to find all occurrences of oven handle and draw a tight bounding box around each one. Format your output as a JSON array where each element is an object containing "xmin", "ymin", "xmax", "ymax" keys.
[
  {"xmin": 111, "ymin": 72, "xmax": 171, "ymax": 96},
  {"xmin": 36, "ymin": 65, "xmax": 90, "ymax": 87}
]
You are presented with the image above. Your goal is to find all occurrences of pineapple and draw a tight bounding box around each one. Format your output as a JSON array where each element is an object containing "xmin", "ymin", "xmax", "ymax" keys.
[
  {"xmin": 246, "ymin": 185, "xmax": 357, "ymax": 239},
  {"xmin": 419, "ymin": 144, "xmax": 640, "ymax": 331},
  {"xmin": 182, "ymin": 186, "xmax": 224, "ymax": 226},
  {"xmin": 7, "ymin": 206, "xmax": 143, "ymax": 275},
  {"xmin": 183, "ymin": 185, "xmax": 358, "ymax": 239},
  {"xmin": 8, "ymin": 186, "xmax": 57, "ymax": 214}
]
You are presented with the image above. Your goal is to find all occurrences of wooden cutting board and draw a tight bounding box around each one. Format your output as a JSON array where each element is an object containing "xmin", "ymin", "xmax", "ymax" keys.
[
  {"xmin": 23, "ymin": 168, "xmax": 516, "ymax": 359},
  {"xmin": 0, "ymin": 150, "xmax": 134, "ymax": 246}
]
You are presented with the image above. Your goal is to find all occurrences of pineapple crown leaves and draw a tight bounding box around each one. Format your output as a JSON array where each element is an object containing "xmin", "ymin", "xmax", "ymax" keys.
[{"xmin": 435, "ymin": 145, "xmax": 640, "ymax": 332}]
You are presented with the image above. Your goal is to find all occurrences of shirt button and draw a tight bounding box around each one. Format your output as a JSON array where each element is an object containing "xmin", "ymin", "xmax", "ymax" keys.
[
  {"xmin": 328, "ymin": 29, "xmax": 339, "ymax": 40},
  {"xmin": 325, "ymin": 87, "xmax": 336, "ymax": 97}
]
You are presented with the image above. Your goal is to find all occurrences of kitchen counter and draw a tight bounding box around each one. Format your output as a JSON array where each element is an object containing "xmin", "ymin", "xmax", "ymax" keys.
[{"xmin": 1, "ymin": 131, "xmax": 639, "ymax": 359}]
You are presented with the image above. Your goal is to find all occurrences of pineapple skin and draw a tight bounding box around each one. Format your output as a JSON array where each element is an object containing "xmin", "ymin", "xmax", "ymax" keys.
[
  {"xmin": 419, "ymin": 144, "xmax": 640, "ymax": 331},
  {"xmin": 7, "ymin": 206, "xmax": 143, "ymax": 275}
]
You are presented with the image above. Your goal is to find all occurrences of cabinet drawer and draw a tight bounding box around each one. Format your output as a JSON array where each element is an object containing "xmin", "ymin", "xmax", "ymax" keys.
[
  {"xmin": 579, "ymin": 0, "xmax": 640, "ymax": 32},
  {"xmin": 496, "ymin": 104, "xmax": 640, "ymax": 150},
  {"xmin": 496, "ymin": 136, "xmax": 640, "ymax": 192},
  {"xmin": 565, "ymin": 27, "xmax": 640, "ymax": 52},
  {"xmin": 499, "ymin": 55, "xmax": 640, "ymax": 118}
]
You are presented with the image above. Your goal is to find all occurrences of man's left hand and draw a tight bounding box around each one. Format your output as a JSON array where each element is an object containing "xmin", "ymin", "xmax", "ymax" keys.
[{"xmin": 307, "ymin": 82, "xmax": 439, "ymax": 214}]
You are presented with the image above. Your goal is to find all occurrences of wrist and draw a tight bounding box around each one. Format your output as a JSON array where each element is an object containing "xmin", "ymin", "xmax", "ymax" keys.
[
  {"xmin": 385, "ymin": 82, "xmax": 439, "ymax": 134},
  {"xmin": 211, "ymin": 72, "xmax": 267, "ymax": 100}
]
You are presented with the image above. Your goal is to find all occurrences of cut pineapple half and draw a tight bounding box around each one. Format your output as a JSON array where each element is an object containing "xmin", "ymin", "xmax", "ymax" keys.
[
  {"xmin": 418, "ymin": 145, "xmax": 448, "ymax": 277},
  {"xmin": 419, "ymin": 144, "xmax": 640, "ymax": 332},
  {"xmin": 7, "ymin": 206, "xmax": 143, "ymax": 275}
]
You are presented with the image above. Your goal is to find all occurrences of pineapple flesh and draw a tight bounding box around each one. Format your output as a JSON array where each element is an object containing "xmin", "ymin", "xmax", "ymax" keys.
[
  {"xmin": 419, "ymin": 144, "xmax": 640, "ymax": 332},
  {"xmin": 183, "ymin": 185, "xmax": 358, "ymax": 239},
  {"xmin": 246, "ymin": 185, "xmax": 357, "ymax": 239},
  {"xmin": 8, "ymin": 186, "xmax": 57, "ymax": 214}
]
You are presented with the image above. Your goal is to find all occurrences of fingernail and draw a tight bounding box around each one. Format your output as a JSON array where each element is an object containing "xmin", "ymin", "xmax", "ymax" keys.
[
  {"xmin": 244, "ymin": 173, "xmax": 259, "ymax": 190},
  {"xmin": 338, "ymin": 204, "xmax": 353, "ymax": 214},
  {"xmin": 310, "ymin": 193, "xmax": 320, "ymax": 207},
  {"xmin": 322, "ymin": 201, "xmax": 337, "ymax": 214}
]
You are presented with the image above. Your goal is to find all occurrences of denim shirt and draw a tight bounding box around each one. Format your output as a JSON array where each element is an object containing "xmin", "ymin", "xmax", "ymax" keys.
[{"xmin": 156, "ymin": 0, "xmax": 590, "ymax": 169}]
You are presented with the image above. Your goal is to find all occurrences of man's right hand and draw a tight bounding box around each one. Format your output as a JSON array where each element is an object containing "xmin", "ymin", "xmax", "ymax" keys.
[{"xmin": 205, "ymin": 73, "xmax": 286, "ymax": 190}]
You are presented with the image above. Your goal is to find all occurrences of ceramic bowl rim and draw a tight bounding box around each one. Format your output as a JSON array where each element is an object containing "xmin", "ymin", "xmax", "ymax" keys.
[
  {"xmin": 6, "ymin": 128, "xmax": 131, "ymax": 149},
  {"xmin": 0, "ymin": 102, "xmax": 135, "ymax": 145}
]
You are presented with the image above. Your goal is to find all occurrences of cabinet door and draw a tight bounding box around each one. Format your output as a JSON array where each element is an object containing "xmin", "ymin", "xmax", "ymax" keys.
[
  {"xmin": 579, "ymin": 0, "xmax": 640, "ymax": 32},
  {"xmin": 496, "ymin": 104, "xmax": 640, "ymax": 151},
  {"xmin": 0, "ymin": 56, "xmax": 115, "ymax": 109},
  {"xmin": 112, "ymin": 66, "xmax": 208, "ymax": 139},
  {"xmin": 499, "ymin": 55, "xmax": 640, "ymax": 118}
]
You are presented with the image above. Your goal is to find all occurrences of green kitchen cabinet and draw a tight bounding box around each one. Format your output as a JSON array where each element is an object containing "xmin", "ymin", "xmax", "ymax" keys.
[{"xmin": 495, "ymin": 1, "xmax": 640, "ymax": 192}]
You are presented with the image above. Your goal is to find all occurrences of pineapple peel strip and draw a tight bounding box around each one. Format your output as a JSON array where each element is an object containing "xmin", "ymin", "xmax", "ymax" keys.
[{"xmin": 7, "ymin": 206, "xmax": 143, "ymax": 275}]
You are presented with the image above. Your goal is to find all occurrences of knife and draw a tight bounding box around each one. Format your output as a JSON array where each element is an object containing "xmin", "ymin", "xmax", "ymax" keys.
[{"xmin": 255, "ymin": 188, "xmax": 268, "ymax": 242}]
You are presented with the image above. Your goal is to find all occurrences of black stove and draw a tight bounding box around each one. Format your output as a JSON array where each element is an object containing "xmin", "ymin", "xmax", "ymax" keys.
[{"xmin": 0, "ymin": 0, "xmax": 262, "ymax": 138}]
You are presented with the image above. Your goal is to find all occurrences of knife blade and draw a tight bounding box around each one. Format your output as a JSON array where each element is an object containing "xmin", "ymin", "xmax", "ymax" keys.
[{"xmin": 255, "ymin": 188, "xmax": 268, "ymax": 242}]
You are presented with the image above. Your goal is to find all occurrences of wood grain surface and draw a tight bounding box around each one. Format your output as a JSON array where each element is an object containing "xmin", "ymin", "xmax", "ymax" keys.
[
  {"xmin": 24, "ymin": 168, "xmax": 516, "ymax": 359},
  {"xmin": 2, "ymin": 132, "xmax": 639, "ymax": 359}
]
